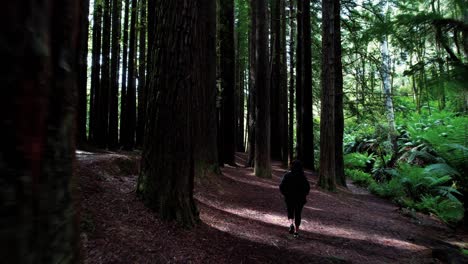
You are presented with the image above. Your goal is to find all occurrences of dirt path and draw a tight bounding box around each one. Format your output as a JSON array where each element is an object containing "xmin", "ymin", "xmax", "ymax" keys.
[{"xmin": 77, "ymin": 151, "xmax": 466, "ymax": 263}]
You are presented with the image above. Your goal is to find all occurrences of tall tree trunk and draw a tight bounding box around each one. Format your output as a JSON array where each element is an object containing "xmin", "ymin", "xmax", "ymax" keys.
[
  {"xmin": 97, "ymin": 0, "xmax": 111, "ymax": 148},
  {"xmin": 247, "ymin": 0, "xmax": 257, "ymax": 167},
  {"xmin": 0, "ymin": 0, "xmax": 81, "ymax": 261},
  {"xmin": 219, "ymin": 0, "xmax": 236, "ymax": 165},
  {"xmin": 137, "ymin": 0, "xmax": 200, "ymax": 227},
  {"xmin": 280, "ymin": 0, "xmax": 289, "ymax": 166},
  {"xmin": 137, "ymin": 0, "xmax": 147, "ymax": 147},
  {"xmin": 271, "ymin": 0, "xmax": 282, "ymax": 161},
  {"xmin": 109, "ymin": 0, "xmax": 122, "ymax": 149},
  {"xmin": 194, "ymin": 0, "xmax": 220, "ymax": 178},
  {"xmin": 120, "ymin": 0, "xmax": 130, "ymax": 147},
  {"xmin": 254, "ymin": 0, "xmax": 272, "ymax": 178},
  {"xmin": 124, "ymin": 0, "xmax": 138, "ymax": 150},
  {"xmin": 90, "ymin": 0, "xmax": 103, "ymax": 144},
  {"xmin": 295, "ymin": 0, "xmax": 303, "ymax": 160},
  {"xmin": 334, "ymin": 0, "xmax": 345, "ymax": 187},
  {"xmin": 288, "ymin": 0, "xmax": 296, "ymax": 162},
  {"xmin": 77, "ymin": 0, "xmax": 91, "ymax": 147},
  {"xmin": 302, "ymin": 0, "xmax": 314, "ymax": 170},
  {"xmin": 318, "ymin": 0, "xmax": 340, "ymax": 191}
]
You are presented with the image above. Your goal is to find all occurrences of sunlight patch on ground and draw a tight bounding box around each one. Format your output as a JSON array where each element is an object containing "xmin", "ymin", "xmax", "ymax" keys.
[
  {"xmin": 223, "ymin": 173, "xmax": 279, "ymax": 189},
  {"xmin": 199, "ymin": 197, "xmax": 425, "ymax": 253},
  {"xmin": 76, "ymin": 150, "xmax": 95, "ymax": 155}
]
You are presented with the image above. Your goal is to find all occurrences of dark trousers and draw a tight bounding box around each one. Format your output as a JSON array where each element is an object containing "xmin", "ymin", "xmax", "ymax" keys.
[{"xmin": 286, "ymin": 200, "xmax": 304, "ymax": 228}]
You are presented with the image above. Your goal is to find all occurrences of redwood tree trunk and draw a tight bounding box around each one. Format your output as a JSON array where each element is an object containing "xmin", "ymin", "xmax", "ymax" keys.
[
  {"xmin": 302, "ymin": 0, "xmax": 314, "ymax": 170},
  {"xmin": 270, "ymin": 0, "xmax": 282, "ymax": 161},
  {"xmin": 194, "ymin": 0, "xmax": 220, "ymax": 178},
  {"xmin": 254, "ymin": 0, "xmax": 272, "ymax": 178},
  {"xmin": 219, "ymin": 0, "xmax": 236, "ymax": 165},
  {"xmin": 137, "ymin": 0, "xmax": 147, "ymax": 147},
  {"xmin": 295, "ymin": 0, "xmax": 303, "ymax": 160},
  {"xmin": 90, "ymin": 0, "xmax": 103, "ymax": 144},
  {"xmin": 137, "ymin": 0, "xmax": 200, "ymax": 227},
  {"xmin": 288, "ymin": 0, "xmax": 295, "ymax": 162},
  {"xmin": 247, "ymin": 0, "xmax": 256, "ymax": 167},
  {"xmin": 124, "ymin": 0, "xmax": 138, "ymax": 150},
  {"xmin": 0, "ymin": 0, "xmax": 81, "ymax": 261},
  {"xmin": 109, "ymin": 0, "xmax": 122, "ymax": 149},
  {"xmin": 77, "ymin": 0, "xmax": 91, "ymax": 147},
  {"xmin": 120, "ymin": 0, "xmax": 130, "ymax": 147}
]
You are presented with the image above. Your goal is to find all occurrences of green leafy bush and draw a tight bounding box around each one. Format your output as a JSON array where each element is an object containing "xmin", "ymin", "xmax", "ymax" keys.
[
  {"xmin": 345, "ymin": 169, "xmax": 374, "ymax": 187},
  {"xmin": 344, "ymin": 152, "xmax": 374, "ymax": 169}
]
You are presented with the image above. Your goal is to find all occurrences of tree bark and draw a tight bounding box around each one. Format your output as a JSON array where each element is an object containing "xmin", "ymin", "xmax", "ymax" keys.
[
  {"xmin": 302, "ymin": 0, "xmax": 314, "ymax": 170},
  {"xmin": 194, "ymin": 0, "xmax": 220, "ymax": 178},
  {"xmin": 219, "ymin": 0, "xmax": 236, "ymax": 165},
  {"xmin": 270, "ymin": 0, "xmax": 282, "ymax": 161},
  {"xmin": 254, "ymin": 0, "xmax": 272, "ymax": 178},
  {"xmin": 77, "ymin": 0, "xmax": 91, "ymax": 147},
  {"xmin": 137, "ymin": 0, "xmax": 200, "ymax": 227},
  {"xmin": 280, "ymin": 0, "xmax": 289, "ymax": 166},
  {"xmin": 0, "ymin": 0, "xmax": 81, "ymax": 261},
  {"xmin": 288, "ymin": 0, "xmax": 296, "ymax": 162},
  {"xmin": 247, "ymin": 0, "xmax": 257, "ymax": 167},
  {"xmin": 120, "ymin": 0, "xmax": 130, "ymax": 147},
  {"xmin": 124, "ymin": 0, "xmax": 138, "ymax": 150},
  {"xmin": 90, "ymin": 0, "xmax": 103, "ymax": 144},
  {"xmin": 295, "ymin": 0, "xmax": 303, "ymax": 160},
  {"xmin": 109, "ymin": 0, "xmax": 122, "ymax": 149},
  {"xmin": 137, "ymin": 0, "xmax": 147, "ymax": 147}
]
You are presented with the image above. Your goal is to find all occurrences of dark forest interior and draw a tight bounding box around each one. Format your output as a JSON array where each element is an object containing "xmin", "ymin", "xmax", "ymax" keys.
[{"xmin": 1, "ymin": 0, "xmax": 468, "ymax": 263}]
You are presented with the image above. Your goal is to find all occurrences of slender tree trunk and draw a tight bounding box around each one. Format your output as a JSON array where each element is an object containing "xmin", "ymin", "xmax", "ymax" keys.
[
  {"xmin": 194, "ymin": 0, "xmax": 220, "ymax": 178},
  {"xmin": 90, "ymin": 0, "xmax": 103, "ymax": 144},
  {"xmin": 0, "ymin": 0, "xmax": 81, "ymax": 261},
  {"xmin": 271, "ymin": 0, "xmax": 282, "ymax": 161},
  {"xmin": 77, "ymin": 0, "xmax": 91, "ymax": 147},
  {"xmin": 247, "ymin": 0, "xmax": 257, "ymax": 167},
  {"xmin": 120, "ymin": 0, "xmax": 130, "ymax": 147},
  {"xmin": 296, "ymin": 0, "xmax": 303, "ymax": 160},
  {"xmin": 97, "ymin": 0, "xmax": 111, "ymax": 148},
  {"xmin": 219, "ymin": 0, "xmax": 236, "ymax": 165},
  {"xmin": 137, "ymin": 0, "xmax": 200, "ymax": 227},
  {"xmin": 280, "ymin": 0, "xmax": 289, "ymax": 166},
  {"xmin": 125, "ymin": 0, "xmax": 138, "ymax": 150},
  {"xmin": 109, "ymin": 0, "xmax": 122, "ymax": 149},
  {"xmin": 288, "ymin": 0, "xmax": 296, "ymax": 162},
  {"xmin": 254, "ymin": 0, "xmax": 272, "ymax": 178},
  {"xmin": 136, "ymin": 0, "xmax": 147, "ymax": 147},
  {"xmin": 302, "ymin": 0, "xmax": 314, "ymax": 170}
]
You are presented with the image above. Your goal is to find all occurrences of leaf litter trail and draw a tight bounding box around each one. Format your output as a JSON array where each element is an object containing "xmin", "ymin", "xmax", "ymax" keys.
[{"xmin": 77, "ymin": 151, "xmax": 466, "ymax": 263}]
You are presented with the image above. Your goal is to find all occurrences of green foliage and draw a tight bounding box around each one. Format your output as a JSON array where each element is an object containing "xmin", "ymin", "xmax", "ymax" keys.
[
  {"xmin": 345, "ymin": 169, "xmax": 374, "ymax": 187},
  {"xmin": 344, "ymin": 152, "xmax": 374, "ymax": 169}
]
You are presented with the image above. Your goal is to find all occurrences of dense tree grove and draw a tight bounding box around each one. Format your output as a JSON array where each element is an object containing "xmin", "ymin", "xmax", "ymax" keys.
[{"xmin": 2, "ymin": 0, "xmax": 468, "ymax": 257}]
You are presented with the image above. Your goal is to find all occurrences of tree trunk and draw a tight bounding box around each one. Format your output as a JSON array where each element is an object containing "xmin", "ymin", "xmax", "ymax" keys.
[
  {"xmin": 124, "ymin": 0, "xmax": 138, "ymax": 150},
  {"xmin": 219, "ymin": 0, "xmax": 236, "ymax": 165},
  {"xmin": 109, "ymin": 0, "xmax": 122, "ymax": 149},
  {"xmin": 247, "ymin": 0, "xmax": 257, "ymax": 167},
  {"xmin": 97, "ymin": 0, "xmax": 111, "ymax": 148},
  {"xmin": 302, "ymin": 0, "xmax": 314, "ymax": 170},
  {"xmin": 295, "ymin": 0, "xmax": 303, "ymax": 160},
  {"xmin": 137, "ymin": 0, "xmax": 200, "ymax": 227},
  {"xmin": 280, "ymin": 0, "xmax": 289, "ymax": 166},
  {"xmin": 194, "ymin": 0, "xmax": 220, "ymax": 178},
  {"xmin": 270, "ymin": 0, "xmax": 282, "ymax": 161},
  {"xmin": 90, "ymin": 0, "xmax": 103, "ymax": 144},
  {"xmin": 120, "ymin": 0, "xmax": 130, "ymax": 147},
  {"xmin": 334, "ymin": 0, "xmax": 345, "ymax": 187},
  {"xmin": 288, "ymin": 0, "xmax": 296, "ymax": 162},
  {"xmin": 137, "ymin": 0, "xmax": 147, "ymax": 147},
  {"xmin": 77, "ymin": 0, "xmax": 91, "ymax": 147},
  {"xmin": 0, "ymin": 0, "xmax": 81, "ymax": 261},
  {"xmin": 254, "ymin": 0, "xmax": 272, "ymax": 178},
  {"xmin": 318, "ymin": 0, "xmax": 339, "ymax": 191}
]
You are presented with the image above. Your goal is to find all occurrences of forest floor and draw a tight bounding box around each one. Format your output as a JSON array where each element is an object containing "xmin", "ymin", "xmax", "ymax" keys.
[{"xmin": 76, "ymin": 151, "xmax": 468, "ymax": 264}]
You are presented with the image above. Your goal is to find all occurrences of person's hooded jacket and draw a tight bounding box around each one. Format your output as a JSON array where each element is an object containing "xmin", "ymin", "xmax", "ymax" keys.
[{"xmin": 279, "ymin": 161, "xmax": 310, "ymax": 205}]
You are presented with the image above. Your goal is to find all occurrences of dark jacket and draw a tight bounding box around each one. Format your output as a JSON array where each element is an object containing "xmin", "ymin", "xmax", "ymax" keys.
[{"xmin": 279, "ymin": 171, "xmax": 310, "ymax": 205}]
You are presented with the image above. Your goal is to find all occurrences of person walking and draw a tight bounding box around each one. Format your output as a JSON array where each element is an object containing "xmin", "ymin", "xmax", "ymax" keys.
[{"xmin": 279, "ymin": 160, "xmax": 310, "ymax": 238}]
